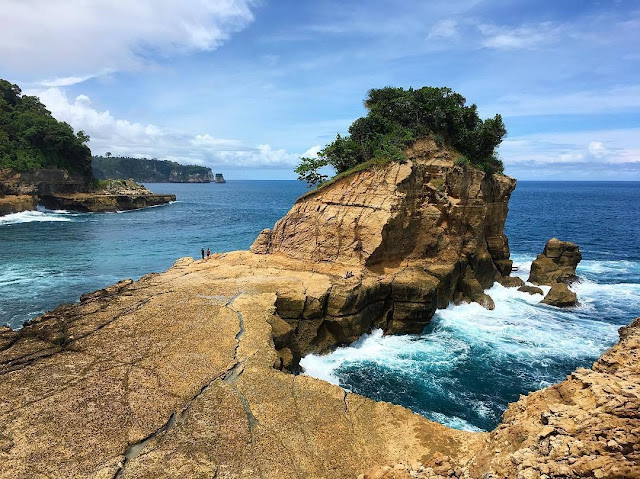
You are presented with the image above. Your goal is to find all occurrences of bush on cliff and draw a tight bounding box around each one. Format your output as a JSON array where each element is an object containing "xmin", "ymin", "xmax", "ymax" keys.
[
  {"xmin": 0, "ymin": 79, "xmax": 91, "ymax": 174},
  {"xmin": 295, "ymin": 86, "xmax": 506, "ymax": 186}
]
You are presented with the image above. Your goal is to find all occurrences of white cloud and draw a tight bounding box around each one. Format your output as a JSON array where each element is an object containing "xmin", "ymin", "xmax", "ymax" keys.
[
  {"xmin": 478, "ymin": 22, "xmax": 561, "ymax": 50},
  {"xmin": 0, "ymin": 0, "xmax": 257, "ymax": 76},
  {"xmin": 38, "ymin": 72, "xmax": 111, "ymax": 87},
  {"xmin": 499, "ymin": 128, "xmax": 640, "ymax": 168},
  {"xmin": 588, "ymin": 141, "xmax": 608, "ymax": 159},
  {"xmin": 28, "ymin": 87, "xmax": 306, "ymax": 169},
  {"xmin": 428, "ymin": 19, "xmax": 458, "ymax": 39}
]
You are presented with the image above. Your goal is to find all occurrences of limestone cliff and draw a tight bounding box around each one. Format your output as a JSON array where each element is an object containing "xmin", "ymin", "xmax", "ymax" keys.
[{"xmin": 253, "ymin": 139, "xmax": 516, "ymax": 363}]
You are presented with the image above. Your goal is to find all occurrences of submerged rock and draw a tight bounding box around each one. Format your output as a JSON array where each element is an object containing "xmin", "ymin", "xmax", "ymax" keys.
[
  {"xmin": 541, "ymin": 282, "xmax": 578, "ymax": 307},
  {"xmin": 498, "ymin": 275, "xmax": 526, "ymax": 288},
  {"xmin": 518, "ymin": 284, "xmax": 544, "ymax": 295},
  {"xmin": 529, "ymin": 238, "xmax": 582, "ymax": 285}
]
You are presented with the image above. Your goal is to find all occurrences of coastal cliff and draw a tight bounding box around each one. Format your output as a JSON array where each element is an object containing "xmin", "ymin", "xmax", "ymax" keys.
[
  {"xmin": 253, "ymin": 139, "xmax": 515, "ymax": 362},
  {"xmin": 1, "ymin": 141, "xmax": 637, "ymax": 478},
  {"xmin": 92, "ymin": 156, "xmax": 215, "ymax": 183}
]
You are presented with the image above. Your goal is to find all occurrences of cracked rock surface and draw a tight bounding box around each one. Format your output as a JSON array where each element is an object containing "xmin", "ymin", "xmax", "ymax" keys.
[{"xmin": 0, "ymin": 254, "xmax": 483, "ymax": 478}]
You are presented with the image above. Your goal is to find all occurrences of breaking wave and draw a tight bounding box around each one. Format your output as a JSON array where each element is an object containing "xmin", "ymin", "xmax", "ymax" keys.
[{"xmin": 301, "ymin": 257, "xmax": 640, "ymax": 432}]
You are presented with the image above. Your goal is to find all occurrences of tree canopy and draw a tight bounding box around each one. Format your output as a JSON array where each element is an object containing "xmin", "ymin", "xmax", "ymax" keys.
[
  {"xmin": 295, "ymin": 86, "xmax": 507, "ymax": 186},
  {"xmin": 0, "ymin": 79, "xmax": 91, "ymax": 173}
]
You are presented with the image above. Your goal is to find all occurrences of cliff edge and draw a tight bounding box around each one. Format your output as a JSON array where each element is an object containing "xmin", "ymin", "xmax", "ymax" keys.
[{"xmin": 1, "ymin": 141, "xmax": 637, "ymax": 478}]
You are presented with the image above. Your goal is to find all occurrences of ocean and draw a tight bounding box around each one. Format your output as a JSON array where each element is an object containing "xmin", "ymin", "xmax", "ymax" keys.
[{"xmin": 2, "ymin": 181, "xmax": 639, "ymax": 432}]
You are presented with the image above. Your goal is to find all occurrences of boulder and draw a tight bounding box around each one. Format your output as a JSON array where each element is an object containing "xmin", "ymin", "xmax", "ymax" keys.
[
  {"xmin": 518, "ymin": 285, "xmax": 544, "ymax": 295},
  {"xmin": 541, "ymin": 283, "xmax": 578, "ymax": 307},
  {"xmin": 528, "ymin": 238, "xmax": 582, "ymax": 285},
  {"xmin": 498, "ymin": 276, "xmax": 525, "ymax": 288}
]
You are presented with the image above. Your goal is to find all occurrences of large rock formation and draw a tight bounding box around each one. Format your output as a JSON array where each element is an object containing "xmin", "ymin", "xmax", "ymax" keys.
[
  {"xmin": 2, "ymin": 140, "xmax": 636, "ymax": 478},
  {"xmin": 252, "ymin": 139, "xmax": 515, "ymax": 361},
  {"xmin": 529, "ymin": 238, "xmax": 582, "ymax": 285}
]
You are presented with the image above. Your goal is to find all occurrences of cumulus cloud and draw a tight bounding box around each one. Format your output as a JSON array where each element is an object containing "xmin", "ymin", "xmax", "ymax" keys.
[
  {"xmin": 0, "ymin": 0, "xmax": 257, "ymax": 77},
  {"xmin": 28, "ymin": 87, "xmax": 306, "ymax": 169}
]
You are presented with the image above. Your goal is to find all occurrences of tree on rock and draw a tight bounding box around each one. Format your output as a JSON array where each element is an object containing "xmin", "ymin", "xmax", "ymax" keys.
[{"xmin": 296, "ymin": 86, "xmax": 507, "ymax": 186}]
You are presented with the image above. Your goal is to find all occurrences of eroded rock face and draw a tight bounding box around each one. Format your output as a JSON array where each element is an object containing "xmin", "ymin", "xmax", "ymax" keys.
[
  {"xmin": 0, "ymin": 194, "xmax": 38, "ymax": 215},
  {"xmin": 364, "ymin": 318, "xmax": 640, "ymax": 478},
  {"xmin": 252, "ymin": 139, "xmax": 516, "ymax": 359},
  {"xmin": 529, "ymin": 238, "xmax": 582, "ymax": 285}
]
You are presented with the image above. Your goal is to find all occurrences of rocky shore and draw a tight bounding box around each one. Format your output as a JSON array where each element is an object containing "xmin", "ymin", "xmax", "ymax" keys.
[
  {"xmin": 40, "ymin": 179, "xmax": 176, "ymax": 213},
  {"xmin": 1, "ymin": 140, "xmax": 637, "ymax": 478},
  {"xmin": 0, "ymin": 170, "xmax": 175, "ymax": 215}
]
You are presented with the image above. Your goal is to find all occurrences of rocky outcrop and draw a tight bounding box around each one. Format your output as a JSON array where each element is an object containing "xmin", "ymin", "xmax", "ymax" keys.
[
  {"xmin": 0, "ymin": 194, "xmax": 38, "ymax": 216},
  {"xmin": 0, "ymin": 167, "xmax": 89, "ymax": 196},
  {"xmin": 214, "ymin": 173, "xmax": 226, "ymax": 183},
  {"xmin": 2, "ymin": 253, "xmax": 637, "ymax": 478},
  {"xmin": 252, "ymin": 139, "xmax": 516, "ymax": 361},
  {"xmin": 529, "ymin": 238, "xmax": 582, "ymax": 285},
  {"xmin": 518, "ymin": 284, "xmax": 544, "ymax": 295},
  {"xmin": 528, "ymin": 238, "xmax": 582, "ymax": 308},
  {"xmin": 0, "ymin": 170, "xmax": 175, "ymax": 215},
  {"xmin": 40, "ymin": 179, "xmax": 174, "ymax": 213},
  {"xmin": 542, "ymin": 282, "xmax": 579, "ymax": 307},
  {"xmin": 363, "ymin": 318, "xmax": 640, "ymax": 478},
  {"xmin": 40, "ymin": 191, "xmax": 175, "ymax": 212},
  {"xmin": 0, "ymin": 253, "xmax": 485, "ymax": 478}
]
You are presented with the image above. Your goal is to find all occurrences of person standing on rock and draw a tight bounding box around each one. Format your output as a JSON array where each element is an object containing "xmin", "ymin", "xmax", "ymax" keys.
[
  {"xmin": 206, "ymin": 248, "xmax": 211, "ymax": 258},
  {"xmin": 201, "ymin": 247, "xmax": 205, "ymax": 260}
]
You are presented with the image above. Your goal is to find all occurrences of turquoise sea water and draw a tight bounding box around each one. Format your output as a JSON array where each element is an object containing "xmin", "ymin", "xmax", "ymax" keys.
[{"xmin": 2, "ymin": 180, "xmax": 639, "ymax": 432}]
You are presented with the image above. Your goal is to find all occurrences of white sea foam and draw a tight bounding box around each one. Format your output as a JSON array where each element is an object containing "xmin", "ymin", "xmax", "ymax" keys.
[
  {"xmin": 0, "ymin": 210, "xmax": 72, "ymax": 225},
  {"xmin": 301, "ymin": 257, "xmax": 639, "ymax": 431}
]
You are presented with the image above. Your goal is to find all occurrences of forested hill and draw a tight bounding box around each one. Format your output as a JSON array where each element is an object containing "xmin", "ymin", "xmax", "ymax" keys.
[
  {"xmin": 92, "ymin": 156, "xmax": 214, "ymax": 183},
  {"xmin": 0, "ymin": 79, "xmax": 92, "ymax": 179}
]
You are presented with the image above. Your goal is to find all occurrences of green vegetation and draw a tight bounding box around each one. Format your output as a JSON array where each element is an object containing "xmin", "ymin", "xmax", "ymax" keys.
[
  {"xmin": 92, "ymin": 156, "xmax": 213, "ymax": 183},
  {"xmin": 0, "ymin": 79, "xmax": 91, "ymax": 173},
  {"xmin": 296, "ymin": 86, "xmax": 507, "ymax": 186}
]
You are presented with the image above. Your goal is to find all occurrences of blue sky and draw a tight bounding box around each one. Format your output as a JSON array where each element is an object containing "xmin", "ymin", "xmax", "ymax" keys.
[{"xmin": 2, "ymin": 0, "xmax": 640, "ymax": 180}]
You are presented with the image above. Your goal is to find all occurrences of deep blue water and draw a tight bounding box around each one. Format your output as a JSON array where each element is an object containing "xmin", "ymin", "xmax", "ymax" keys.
[{"xmin": 2, "ymin": 180, "xmax": 639, "ymax": 432}]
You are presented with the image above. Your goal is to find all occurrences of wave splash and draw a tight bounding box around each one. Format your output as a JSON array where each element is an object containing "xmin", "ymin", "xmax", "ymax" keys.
[
  {"xmin": 0, "ymin": 209, "xmax": 75, "ymax": 226},
  {"xmin": 301, "ymin": 258, "xmax": 640, "ymax": 432}
]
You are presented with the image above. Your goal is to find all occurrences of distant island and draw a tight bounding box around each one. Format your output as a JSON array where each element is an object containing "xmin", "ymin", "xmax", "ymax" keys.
[{"xmin": 93, "ymin": 156, "xmax": 218, "ymax": 183}]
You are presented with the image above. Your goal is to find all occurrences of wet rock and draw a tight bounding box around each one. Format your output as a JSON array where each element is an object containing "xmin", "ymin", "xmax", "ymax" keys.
[
  {"xmin": 518, "ymin": 285, "xmax": 544, "ymax": 295},
  {"xmin": 499, "ymin": 276, "xmax": 526, "ymax": 288},
  {"xmin": 529, "ymin": 238, "xmax": 582, "ymax": 285},
  {"xmin": 541, "ymin": 283, "xmax": 578, "ymax": 307}
]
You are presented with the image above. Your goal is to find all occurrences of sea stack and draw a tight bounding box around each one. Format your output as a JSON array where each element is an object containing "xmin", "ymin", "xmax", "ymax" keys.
[
  {"xmin": 214, "ymin": 173, "xmax": 226, "ymax": 183},
  {"xmin": 529, "ymin": 238, "xmax": 582, "ymax": 307}
]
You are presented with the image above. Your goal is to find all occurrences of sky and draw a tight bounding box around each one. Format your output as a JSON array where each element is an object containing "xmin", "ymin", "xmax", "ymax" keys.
[{"xmin": 1, "ymin": 0, "xmax": 640, "ymax": 180}]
